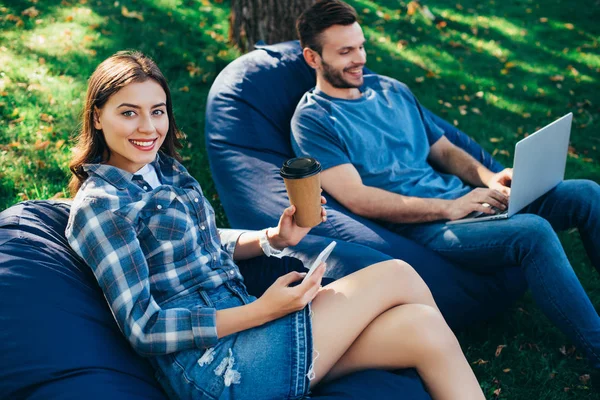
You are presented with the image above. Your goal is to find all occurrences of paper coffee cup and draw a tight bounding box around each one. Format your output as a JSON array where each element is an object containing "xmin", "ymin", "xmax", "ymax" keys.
[{"xmin": 280, "ymin": 157, "xmax": 322, "ymax": 228}]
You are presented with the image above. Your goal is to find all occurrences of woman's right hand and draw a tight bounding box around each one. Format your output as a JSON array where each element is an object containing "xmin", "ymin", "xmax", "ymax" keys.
[{"xmin": 255, "ymin": 263, "xmax": 326, "ymax": 322}]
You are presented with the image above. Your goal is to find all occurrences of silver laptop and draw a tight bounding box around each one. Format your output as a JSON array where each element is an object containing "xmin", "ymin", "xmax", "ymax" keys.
[{"xmin": 447, "ymin": 113, "xmax": 573, "ymax": 225}]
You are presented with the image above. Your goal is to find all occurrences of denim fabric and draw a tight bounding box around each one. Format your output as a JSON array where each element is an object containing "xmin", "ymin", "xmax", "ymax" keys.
[
  {"xmin": 391, "ymin": 179, "xmax": 600, "ymax": 367},
  {"xmin": 150, "ymin": 280, "xmax": 313, "ymax": 400}
]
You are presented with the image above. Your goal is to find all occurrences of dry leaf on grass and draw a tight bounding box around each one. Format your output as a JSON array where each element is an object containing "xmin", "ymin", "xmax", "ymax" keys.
[
  {"xmin": 121, "ymin": 6, "xmax": 144, "ymax": 21},
  {"xmin": 495, "ymin": 344, "xmax": 507, "ymax": 357}
]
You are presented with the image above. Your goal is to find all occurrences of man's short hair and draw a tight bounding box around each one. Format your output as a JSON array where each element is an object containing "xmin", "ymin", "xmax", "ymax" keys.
[{"xmin": 296, "ymin": 0, "xmax": 358, "ymax": 55}]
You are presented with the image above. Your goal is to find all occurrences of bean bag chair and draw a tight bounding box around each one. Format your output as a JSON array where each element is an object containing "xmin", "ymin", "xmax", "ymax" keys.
[
  {"xmin": 204, "ymin": 40, "xmax": 528, "ymax": 329},
  {"xmin": 0, "ymin": 200, "xmax": 431, "ymax": 399}
]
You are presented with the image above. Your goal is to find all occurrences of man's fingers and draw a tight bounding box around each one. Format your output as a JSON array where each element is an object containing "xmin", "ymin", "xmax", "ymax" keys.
[
  {"xmin": 474, "ymin": 203, "xmax": 496, "ymax": 214},
  {"xmin": 488, "ymin": 189, "xmax": 509, "ymax": 205}
]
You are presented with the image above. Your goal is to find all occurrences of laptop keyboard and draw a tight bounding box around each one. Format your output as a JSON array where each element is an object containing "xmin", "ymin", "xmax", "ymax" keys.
[{"xmin": 466, "ymin": 207, "xmax": 508, "ymax": 219}]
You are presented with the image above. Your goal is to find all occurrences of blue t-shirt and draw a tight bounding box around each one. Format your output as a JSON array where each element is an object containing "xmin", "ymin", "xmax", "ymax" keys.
[{"xmin": 291, "ymin": 75, "xmax": 471, "ymax": 200}]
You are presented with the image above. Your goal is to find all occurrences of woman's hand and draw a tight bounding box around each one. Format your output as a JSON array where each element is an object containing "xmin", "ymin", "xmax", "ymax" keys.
[
  {"xmin": 254, "ymin": 263, "xmax": 326, "ymax": 322},
  {"xmin": 268, "ymin": 195, "xmax": 327, "ymax": 249}
]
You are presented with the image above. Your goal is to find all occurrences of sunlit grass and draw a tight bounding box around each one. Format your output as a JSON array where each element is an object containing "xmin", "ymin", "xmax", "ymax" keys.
[{"xmin": 1, "ymin": 0, "xmax": 599, "ymax": 398}]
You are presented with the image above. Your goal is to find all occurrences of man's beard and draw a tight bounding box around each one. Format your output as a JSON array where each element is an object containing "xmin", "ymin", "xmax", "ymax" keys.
[{"xmin": 321, "ymin": 58, "xmax": 363, "ymax": 89}]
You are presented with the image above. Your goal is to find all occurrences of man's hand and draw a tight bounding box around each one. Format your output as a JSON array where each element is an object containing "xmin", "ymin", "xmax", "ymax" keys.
[
  {"xmin": 268, "ymin": 196, "xmax": 327, "ymax": 249},
  {"xmin": 446, "ymin": 188, "xmax": 509, "ymax": 221},
  {"xmin": 486, "ymin": 168, "xmax": 513, "ymax": 196}
]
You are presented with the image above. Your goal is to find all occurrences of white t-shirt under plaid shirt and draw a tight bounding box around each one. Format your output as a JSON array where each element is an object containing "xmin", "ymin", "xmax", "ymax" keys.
[{"xmin": 66, "ymin": 153, "xmax": 244, "ymax": 356}]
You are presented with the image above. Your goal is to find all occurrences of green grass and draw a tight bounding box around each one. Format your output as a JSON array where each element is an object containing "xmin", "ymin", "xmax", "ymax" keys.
[{"xmin": 1, "ymin": 0, "xmax": 599, "ymax": 398}]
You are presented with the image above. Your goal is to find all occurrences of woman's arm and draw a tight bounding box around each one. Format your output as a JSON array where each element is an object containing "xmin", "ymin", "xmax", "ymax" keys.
[
  {"xmin": 228, "ymin": 200, "xmax": 327, "ymax": 261},
  {"xmin": 67, "ymin": 199, "xmax": 220, "ymax": 356}
]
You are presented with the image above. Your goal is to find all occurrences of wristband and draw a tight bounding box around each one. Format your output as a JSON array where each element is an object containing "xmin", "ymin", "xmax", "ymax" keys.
[{"xmin": 259, "ymin": 228, "xmax": 283, "ymax": 257}]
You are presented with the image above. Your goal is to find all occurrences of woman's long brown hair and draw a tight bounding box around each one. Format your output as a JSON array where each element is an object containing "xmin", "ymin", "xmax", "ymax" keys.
[{"xmin": 68, "ymin": 51, "xmax": 183, "ymax": 196}]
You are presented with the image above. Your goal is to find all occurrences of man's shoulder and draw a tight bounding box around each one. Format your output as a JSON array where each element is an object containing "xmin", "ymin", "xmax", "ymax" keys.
[
  {"xmin": 292, "ymin": 88, "xmax": 334, "ymax": 129},
  {"xmin": 295, "ymin": 88, "xmax": 333, "ymax": 115},
  {"xmin": 364, "ymin": 74, "xmax": 411, "ymax": 95}
]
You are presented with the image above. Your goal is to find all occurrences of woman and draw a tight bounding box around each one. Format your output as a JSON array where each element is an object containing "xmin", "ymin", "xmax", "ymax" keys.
[{"xmin": 66, "ymin": 51, "xmax": 485, "ymax": 400}]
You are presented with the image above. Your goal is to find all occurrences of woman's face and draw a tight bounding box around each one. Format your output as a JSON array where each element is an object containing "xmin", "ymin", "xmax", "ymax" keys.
[{"xmin": 94, "ymin": 80, "xmax": 169, "ymax": 173}]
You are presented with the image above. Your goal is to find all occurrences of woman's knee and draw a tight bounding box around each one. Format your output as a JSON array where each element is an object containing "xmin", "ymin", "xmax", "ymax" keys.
[{"xmin": 405, "ymin": 304, "xmax": 458, "ymax": 355}]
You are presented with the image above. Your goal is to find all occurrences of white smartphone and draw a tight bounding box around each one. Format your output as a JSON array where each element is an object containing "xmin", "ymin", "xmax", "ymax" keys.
[{"xmin": 304, "ymin": 241, "xmax": 336, "ymax": 282}]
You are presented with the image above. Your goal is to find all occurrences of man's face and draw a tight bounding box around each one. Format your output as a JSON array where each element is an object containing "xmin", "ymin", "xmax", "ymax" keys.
[{"xmin": 317, "ymin": 22, "xmax": 367, "ymax": 89}]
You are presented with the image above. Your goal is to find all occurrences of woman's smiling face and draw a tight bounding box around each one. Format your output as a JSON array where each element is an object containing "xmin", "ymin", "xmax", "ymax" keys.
[{"xmin": 94, "ymin": 79, "xmax": 169, "ymax": 173}]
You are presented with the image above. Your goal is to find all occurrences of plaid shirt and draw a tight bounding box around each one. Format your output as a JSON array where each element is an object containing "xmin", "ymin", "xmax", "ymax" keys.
[{"xmin": 66, "ymin": 153, "xmax": 244, "ymax": 356}]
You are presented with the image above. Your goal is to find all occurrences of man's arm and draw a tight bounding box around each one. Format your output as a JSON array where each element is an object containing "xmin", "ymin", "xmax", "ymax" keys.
[
  {"xmin": 428, "ymin": 136, "xmax": 494, "ymax": 187},
  {"xmin": 322, "ymin": 163, "xmax": 509, "ymax": 223},
  {"xmin": 428, "ymin": 136, "xmax": 513, "ymax": 196}
]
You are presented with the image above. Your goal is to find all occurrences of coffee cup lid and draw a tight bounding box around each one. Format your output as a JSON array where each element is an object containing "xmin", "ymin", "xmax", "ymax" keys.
[{"xmin": 280, "ymin": 157, "xmax": 322, "ymax": 179}]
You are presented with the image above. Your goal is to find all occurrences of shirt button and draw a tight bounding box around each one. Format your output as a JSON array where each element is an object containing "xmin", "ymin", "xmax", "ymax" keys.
[
  {"xmin": 229, "ymin": 270, "xmax": 235, "ymax": 276},
  {"xmin": 200, "ymin": 225, "xmax": 206, "ymax": 230},
  {"xmin": 157, "ymin": 204, "xmax": 162, "ymax": 210},
  {"xmin": 143, "ymin": 186, "xmax": 148, "ymax": 190},
  {"xmin": 194, "ymin": 198, "xmax": 199, "ymax": 203},
  {"xmin": 212, "ymin": 255, "xmax": 217, "ymax": 261}
]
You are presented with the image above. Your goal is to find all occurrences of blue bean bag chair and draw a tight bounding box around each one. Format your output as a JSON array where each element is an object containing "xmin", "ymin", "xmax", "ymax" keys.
[
  {"xmin": 0, "ymin": 200, "xmax": 432, "ymax": 399},
  {"xmin": 205, "ymin": 40, "xmax": 528, "ymax": 329}
]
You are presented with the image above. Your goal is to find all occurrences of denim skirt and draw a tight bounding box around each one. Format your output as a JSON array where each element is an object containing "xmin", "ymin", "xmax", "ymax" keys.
[{"xmin": 149, "ymin": 280, "xmax": 313, "ymax": 400}]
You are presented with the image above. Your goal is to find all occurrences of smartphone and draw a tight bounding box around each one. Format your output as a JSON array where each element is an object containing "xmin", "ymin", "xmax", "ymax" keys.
[{"xmin": 303, "ymin": 241, "xmax": 336, "ymax": 282}]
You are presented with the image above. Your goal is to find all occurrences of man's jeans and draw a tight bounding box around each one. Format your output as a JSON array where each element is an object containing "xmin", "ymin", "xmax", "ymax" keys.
[{"xmin": 393, "ymin": 179, "xmax": 600, "ymax": 368}]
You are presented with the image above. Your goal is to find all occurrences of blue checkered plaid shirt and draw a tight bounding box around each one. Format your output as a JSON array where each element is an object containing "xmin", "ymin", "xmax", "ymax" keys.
[{"xmin": 66, "ymin": 153, "xmax": 244, "ymax": 356}]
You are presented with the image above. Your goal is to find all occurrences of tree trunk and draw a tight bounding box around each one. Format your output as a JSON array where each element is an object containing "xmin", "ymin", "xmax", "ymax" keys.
[{"xmin": 230, "ymin": 0, "xmax": 315, "ymax": 53}]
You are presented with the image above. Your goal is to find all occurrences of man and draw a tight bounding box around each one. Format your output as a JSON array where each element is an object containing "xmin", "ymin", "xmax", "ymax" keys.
[{"xmin": 291, "ymin": 0, "xmax": 600, "ymax": 372}]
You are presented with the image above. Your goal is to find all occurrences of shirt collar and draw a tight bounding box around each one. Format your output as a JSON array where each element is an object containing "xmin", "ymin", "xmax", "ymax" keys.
[{"xmin": 82, "ymin": 153, "xmax": 170, "ymax": 190}]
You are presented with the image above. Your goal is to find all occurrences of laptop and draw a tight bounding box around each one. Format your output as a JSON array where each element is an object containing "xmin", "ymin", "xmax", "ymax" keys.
[{"xmin": 447, "ymin": 112, "xmax": 573, "ymax": 225}]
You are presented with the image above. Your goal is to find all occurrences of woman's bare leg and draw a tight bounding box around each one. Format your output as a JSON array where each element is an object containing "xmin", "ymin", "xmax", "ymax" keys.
[
  {"xmin": 308, "ymin": 260, "xmax": 484, "ymax": 400},
  {"xmin": 323, "ymin": 304, "xmax": 484, "ymax": 400}
]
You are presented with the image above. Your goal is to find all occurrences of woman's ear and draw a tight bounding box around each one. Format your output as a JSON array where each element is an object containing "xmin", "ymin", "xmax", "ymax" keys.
[{"xmin": 93, "ymin": 107, "xmax": 102, "ymax": 130}]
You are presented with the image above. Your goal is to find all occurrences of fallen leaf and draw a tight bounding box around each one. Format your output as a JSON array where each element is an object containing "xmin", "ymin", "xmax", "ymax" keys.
[
  {"xmin": 472, "ymin": 359, "xmax": 489, "ymax": 365},
  {"xmin": 504, "ymin": 61, "xmax": 516, "ymax": 69},
  {"xmin": 493, "ymin": 388, "xmax": 501, "ymax": 397},
  {"xmin": 499, "ymin": 150, "xmax": 510, "ymax": 156},
  {"xmin": 550, "ymin": 75, "xmax": 564, "ymax": 82},
  {"xmin": 471, "ymin": 107, "xmax": 481, "ymax": 114},
  {"xmin": 564, "ymin": 23, "xmax": 574, "ymax": 30},
  {"xmin": 65, "ymin": 15, "xmax": 73, "ymax": 22},
  {"xmin": 34, "ymin": 140, "xmax": 50, "ymax": 150},
  {"xmin": 55, "ymin": 139, "xmax": 65, "ymax": 149},
  {"xmin": 179, "ymin": 86, "xmax": 189, "ymax": 92},
  {"xmin": 495, "ymin": 344, "xmax": 507, "ymax": 357},
  {"xmin": 407, "ymin": 1, "xmax": 420, "ymax": 16},
  {"xmin": 22, "ymin": 6, "xmax": 40, "ymax": 18},
  {"xmin": 567, "ymin": 65, "xmax": 579, "ymax": 76},
  {"xmin": 121, "ymin": 6, "xmax": 144, "ymax": 21},
  {"xmin": 415, "ymin": 76, "xmax": 425, "ymax": 83},
  {"xmin": 580, "ymin": 374, "xmax": 590, "ymax": 385},
  {"xmin": 475, "ymin": 91, "xmax": 484, "ymax": 98},
  {"xmin": 489, "ymin": 137, "xmax": 503, "ymax": 143},
  {"xmin": 503, "ymin": 368, "xmax": 511, "ymax": 373},
  {"xmin": 549, "ymin": 372, "xmax": 557, "ymax": 379},
  {"xmin": 40, "ymin": 113, "xmax": 54, "ymax": 123},
  {"xmin": 426, "ymin": 70, "xmax": 436, "ymax": 78},
  {"xmin": 540, "ymin": 17, "xmax": 548, "ymax": 23}
]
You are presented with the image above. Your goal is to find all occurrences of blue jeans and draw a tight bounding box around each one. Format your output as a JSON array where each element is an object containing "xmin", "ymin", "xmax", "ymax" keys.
[{"xmin": 392, "ymin": 179, "xmax": 600, "ymax": 367}]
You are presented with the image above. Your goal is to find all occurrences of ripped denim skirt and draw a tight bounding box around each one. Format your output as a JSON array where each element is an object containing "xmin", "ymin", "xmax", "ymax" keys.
[{"xmin": 149, "ymin": 280, "xmax": 314, "ymax": 400}]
